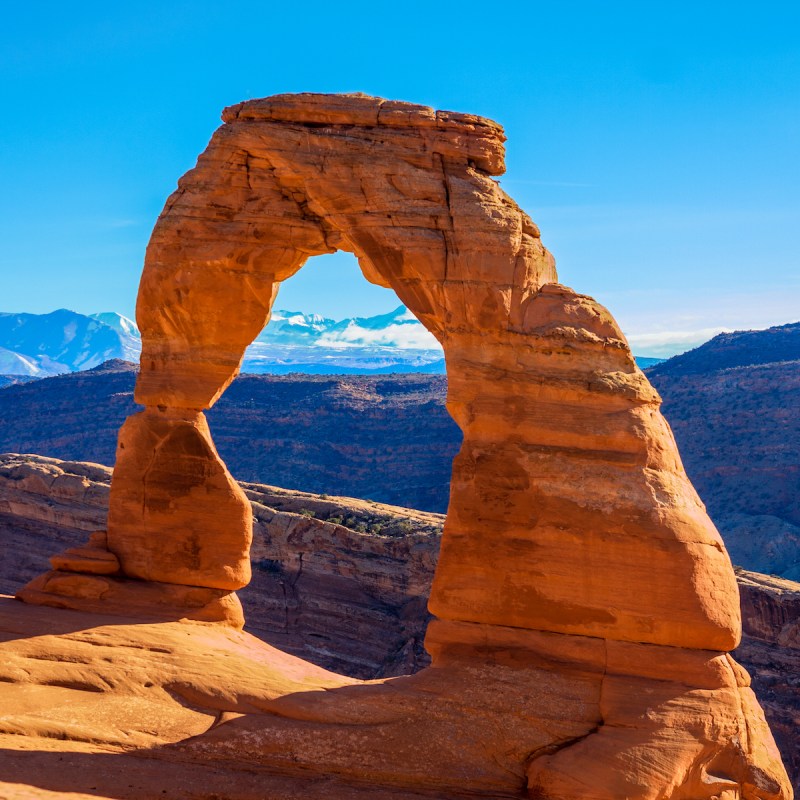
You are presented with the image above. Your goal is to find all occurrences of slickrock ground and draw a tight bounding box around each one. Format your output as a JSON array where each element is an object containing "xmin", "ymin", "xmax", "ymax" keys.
[
  {"xmin": 0, "ymin": 599, "xmax": 447, "ymax": 800},
  {"xmin": 1, "ymin": 454, "xmax": 798, "ymax": 794},
  {"xmin": 1, "ymin": 595, "xmax": 790, "ymax": 800}
]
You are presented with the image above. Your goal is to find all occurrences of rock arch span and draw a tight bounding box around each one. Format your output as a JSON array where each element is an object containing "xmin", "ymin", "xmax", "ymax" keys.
[{"xmin": 20, "ymin": 93, "xmax": 790, "ymax": 799}]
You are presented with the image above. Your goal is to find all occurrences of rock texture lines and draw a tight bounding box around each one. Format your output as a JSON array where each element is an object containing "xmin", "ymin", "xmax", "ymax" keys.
[{"xmin": 14, "ymin": 93, "xmax": 792, "ymax": 798}]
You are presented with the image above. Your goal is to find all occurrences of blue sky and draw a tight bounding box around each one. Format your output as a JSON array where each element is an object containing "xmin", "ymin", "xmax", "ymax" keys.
[{"xmin": 1, "ymin": 1, "xmax": 798, "ymax": 356}]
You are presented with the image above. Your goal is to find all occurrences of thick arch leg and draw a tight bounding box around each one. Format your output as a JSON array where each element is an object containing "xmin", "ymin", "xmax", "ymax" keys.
[{"xmin": 107, "ymin": 408, "xmax": 252, "ymax": 589}]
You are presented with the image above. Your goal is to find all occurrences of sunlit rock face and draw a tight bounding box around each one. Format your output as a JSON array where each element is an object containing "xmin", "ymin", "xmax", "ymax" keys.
[{"xmin": 16, "ymin": 93, "xmax": 791, "ymax": 799}]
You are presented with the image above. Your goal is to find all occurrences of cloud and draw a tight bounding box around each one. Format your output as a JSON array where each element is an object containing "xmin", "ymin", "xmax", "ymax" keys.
[
  {"xmin": 317, "ymin": 322, "xmax": 441, "ymax": 351},
  {"xmin": 626, "ymin": 327, "xmax": 730, "ymax": 358}
]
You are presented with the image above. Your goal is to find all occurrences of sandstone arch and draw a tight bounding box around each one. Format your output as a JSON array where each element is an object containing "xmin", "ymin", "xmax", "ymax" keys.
[{"xmin": 19, "ymin": 93, "xmax": 790, "ymax": 799}]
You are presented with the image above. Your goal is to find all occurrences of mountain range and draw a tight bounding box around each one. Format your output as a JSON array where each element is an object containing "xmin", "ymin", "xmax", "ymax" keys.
[
  {"xmin": 647, "ymin": 321, "xmax": 800, "ymax": 581},
  {"xmin": 0, "ymin": 307, "xmax": 664, "ymax": 377},
  {"xmin": 0, "ymin": 307, "xmax": 446, "ymax": 377},
  {"xmin": 0, "ymin": 310, "xmax": 140, "ymax": 377}
]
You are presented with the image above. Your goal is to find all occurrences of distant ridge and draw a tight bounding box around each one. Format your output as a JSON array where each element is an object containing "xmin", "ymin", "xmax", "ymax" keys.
[
  {"xmin": 84, "ymin": 358, "xmax": 138, "ymax": 374},
  {"xmin": 0, "ymin": 366, "xmax": 458, "ymax": 513},
  {"xmin": 647, "ymin": 321, "xmax": 800, "ymax": 378},
  {"xmin": 0, "ymin": 309, "xmax": 140, "ymax": 377}
]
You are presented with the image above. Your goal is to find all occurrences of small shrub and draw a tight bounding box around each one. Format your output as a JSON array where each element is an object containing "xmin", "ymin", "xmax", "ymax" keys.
[{"xmin": 255, "ymin": 558, "xmax": 283, "ymax": 575}]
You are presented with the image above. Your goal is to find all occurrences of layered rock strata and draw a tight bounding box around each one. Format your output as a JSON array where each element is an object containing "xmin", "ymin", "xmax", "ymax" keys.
[
  {"xmin": 15, "ymin": 92, "xmax": 791, "ymax": 798},
  {"xmin": 1, "ymin": 453, "xmax": 440, "ymax": 676},
  {"xmin": 736, "ymin": 569, "xmax": 800, "ymax": 789}
]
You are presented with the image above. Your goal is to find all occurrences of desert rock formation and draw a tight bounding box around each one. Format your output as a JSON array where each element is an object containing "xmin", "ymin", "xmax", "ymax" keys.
[
  {"xmin": 737, "ymin": 569, "xmax": 800, "ymax": 788},
  {"xmin": 11, "ymin": 93, "xmax": 792, "ymax": 798}
]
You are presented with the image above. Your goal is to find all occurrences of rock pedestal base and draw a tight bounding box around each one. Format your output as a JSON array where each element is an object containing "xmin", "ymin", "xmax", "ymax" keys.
[{"xmin": 16, "ymin": 531, "xmax": 244, "ymax": 628}]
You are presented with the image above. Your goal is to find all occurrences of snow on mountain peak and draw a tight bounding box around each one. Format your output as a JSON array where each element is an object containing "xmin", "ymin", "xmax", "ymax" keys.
[
  {"xmin": 90, "ymin": 312, "xmax": 140, "ymax": 337},
  {"xmin": 0, "ymin": 306, "xmax": 444, "ymax": 378}
]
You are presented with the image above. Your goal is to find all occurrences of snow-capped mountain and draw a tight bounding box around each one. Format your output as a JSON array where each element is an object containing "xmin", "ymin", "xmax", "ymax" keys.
[
  {"xmin": 244, "ymin": 306, "xmax": 444, "ymax": 373},
  {"xmin": 0, "ymin": 310, "xmax": 142, "ymax": 377},
  {"xmin": 0, "ymin": 307, "xmax": 445, "ymax": 377},
  {"xmin": 90, "ymin": 312, "xmax": 141, "ymax": 341},
  {"xmin": 252, "ymin": 307, "xmax": 438, "ymax": 349},
  {"xmin": 256, "ymin": 310, "xmax": 336, "ymax": 344}
]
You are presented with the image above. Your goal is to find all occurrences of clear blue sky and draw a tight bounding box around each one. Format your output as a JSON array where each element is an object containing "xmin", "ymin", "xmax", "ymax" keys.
[{"xmin": 1, "ymin": 1, "xmax": 798, "ymax": 356}]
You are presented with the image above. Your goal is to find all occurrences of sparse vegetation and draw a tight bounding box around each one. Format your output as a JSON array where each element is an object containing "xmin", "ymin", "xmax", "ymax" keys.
[{"xmin": 254, "ymin": 558, "xmax": 283, "ymax": 575}]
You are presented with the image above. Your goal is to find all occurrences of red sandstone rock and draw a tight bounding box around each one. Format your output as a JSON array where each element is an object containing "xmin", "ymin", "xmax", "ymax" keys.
[
  {"xmin": 14, "ymin": 93, "xmax": 791, "ymax": 799},
  {"xmin": 17, "ymin": 569, "xmax": 244, "ymax": 627},
  {"xmin": 49, "ymin": 531, "xmax": 120, "ymax": 574},
  {"xmin": 107, "ymin": 408, "xmax": 252, "ymax": 590},
  {"xmin": 737, "ymin": 569, "xmax": 800, "ymax": 788}
]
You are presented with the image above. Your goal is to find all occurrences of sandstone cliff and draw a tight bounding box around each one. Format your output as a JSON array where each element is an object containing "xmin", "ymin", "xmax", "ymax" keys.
[
  {"xmin": 0, "ymin": 453, "xmax": 439, "ymax": 677},
  {"xmin": 736, "ymin": 569, "xmax": 800, "ymax": 788}
]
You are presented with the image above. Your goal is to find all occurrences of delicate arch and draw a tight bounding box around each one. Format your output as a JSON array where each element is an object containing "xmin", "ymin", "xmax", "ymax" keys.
[
  {"xmin": 20, "ymin": 93, "xmax": 789, "ymax": 800},
  {"xmin": 111, "ymin": 92, "xmax": 737, "ymax": 652}
]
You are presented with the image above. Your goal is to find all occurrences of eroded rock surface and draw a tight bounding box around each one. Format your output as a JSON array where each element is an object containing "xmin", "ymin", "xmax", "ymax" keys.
[
  {"xmin": 2, "ymin": 453, "xmax": 798, "ymax": 793},
  {"xmin": 737, "ymin": 569, "xmax": 800, "ymax": 790},
  {"xmin": 12, "ymin": 92, "xmax": 792, "ymax": 798}
]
